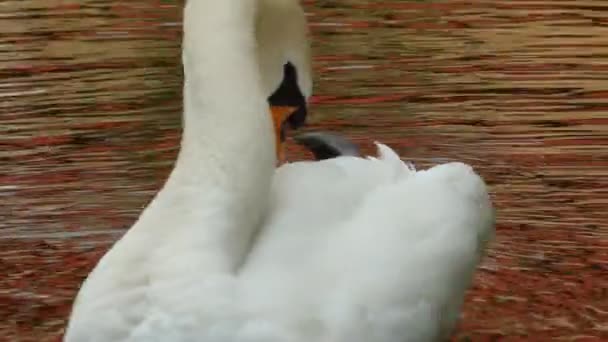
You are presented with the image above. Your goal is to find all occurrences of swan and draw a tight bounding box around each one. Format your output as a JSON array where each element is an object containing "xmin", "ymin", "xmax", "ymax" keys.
[{"xmin": 65, "ymin": 0, "xmax": 496, "ymax": 341}]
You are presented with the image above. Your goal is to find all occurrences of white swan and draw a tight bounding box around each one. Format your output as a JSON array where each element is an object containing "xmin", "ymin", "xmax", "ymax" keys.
[{"xmin": 65, "ymin": 0, "xmax": 495, "ymax": 341}]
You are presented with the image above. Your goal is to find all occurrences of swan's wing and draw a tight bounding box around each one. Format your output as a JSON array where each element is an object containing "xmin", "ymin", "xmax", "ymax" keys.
[
  {"xmin": 316, "ymin": 161, "xmax": 495, "ymax": 341},
  {"xmin": 241, "ymin": 143, "xmax": 495, "ymax": 342},
  {"xmin": 242, "ymin": 143, "xmax": 411, "ymax": 266}
]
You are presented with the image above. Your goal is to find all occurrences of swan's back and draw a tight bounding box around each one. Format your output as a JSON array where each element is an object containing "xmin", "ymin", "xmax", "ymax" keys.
[{"xmin": 239, "ymin": 144, "xmax": 495, "ymax": 341}]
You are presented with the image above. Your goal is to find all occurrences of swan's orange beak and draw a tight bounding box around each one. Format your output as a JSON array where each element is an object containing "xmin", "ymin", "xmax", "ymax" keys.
[{"xmin": 270, "ymin": 105, "xmax": 298, "ymax": 163}]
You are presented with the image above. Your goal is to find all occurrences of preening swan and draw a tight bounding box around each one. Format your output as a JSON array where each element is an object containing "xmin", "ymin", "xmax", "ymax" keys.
[{"xmin": 65, "ymin": 0, "xmax": 495, "ymax": 341}]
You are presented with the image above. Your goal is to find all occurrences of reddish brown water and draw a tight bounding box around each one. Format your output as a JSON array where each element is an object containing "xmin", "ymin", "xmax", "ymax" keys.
[{"xmin": 1, "ymin": 0, "xmax": 607, "ymax": 340}]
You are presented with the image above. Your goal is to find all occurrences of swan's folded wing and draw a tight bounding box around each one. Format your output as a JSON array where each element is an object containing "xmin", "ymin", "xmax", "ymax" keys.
[
  {"xmin": 243, "ymin": 144, "xmax": 412, "ymax": 269},
  {"xmin": 241, "ymin": 145, "xmax": 495, "ymax": 342},
  {"xmin": 270, "ymin": 143, "xmax": 411, "ymax": 229},
  {"xmin": 314, "ymin": 161, "xmax": 495, "ymax": 341}
]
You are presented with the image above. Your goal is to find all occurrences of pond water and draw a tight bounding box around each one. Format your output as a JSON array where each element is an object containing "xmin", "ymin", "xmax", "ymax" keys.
[{"xmin": 1, "ymin": 0, "xmax": 606, "ymax": 340}]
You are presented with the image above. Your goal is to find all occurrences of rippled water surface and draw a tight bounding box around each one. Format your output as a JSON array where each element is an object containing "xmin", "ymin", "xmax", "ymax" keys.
[{"xmin": 1, "ymin": 0, "xmax": 607, "ymax": 340}]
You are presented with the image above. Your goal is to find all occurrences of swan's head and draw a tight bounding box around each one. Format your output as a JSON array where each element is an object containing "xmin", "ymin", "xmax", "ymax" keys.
[{"xmin": 257, "ymin": 0, "xmax": 312, "ymax": 160}]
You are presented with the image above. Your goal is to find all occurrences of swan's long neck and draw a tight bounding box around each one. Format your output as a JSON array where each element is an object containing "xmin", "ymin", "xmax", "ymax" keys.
[
  {"xmin": 179, "ymin": 0, "xmax": 273, "ymax": 174},
  {"xmin": 133, "ymin": 0, "xmax": 275, "ymax": 274}
]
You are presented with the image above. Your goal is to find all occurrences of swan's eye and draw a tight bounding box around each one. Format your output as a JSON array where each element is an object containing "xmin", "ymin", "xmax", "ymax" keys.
[{"xmin": 267, "ymin": 62, "xmax": 307, "ymax": 135}]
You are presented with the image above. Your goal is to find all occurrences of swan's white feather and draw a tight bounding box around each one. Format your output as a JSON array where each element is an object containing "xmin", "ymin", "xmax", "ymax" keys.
[
  {"xmin": 233, "ymin": 143, "xmax": 495, "ymax": 342},
  {"xmin": 66, "ymin": 143, "xmax": 494, "ymax": 342}
]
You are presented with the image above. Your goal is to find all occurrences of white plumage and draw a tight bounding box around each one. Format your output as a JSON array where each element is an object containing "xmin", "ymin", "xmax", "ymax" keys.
[
  {"xmin": 64, "ymin": 0, "xmax": 495, "ymax": 341},
  {"xmin": 238, "ymin": 145, "xmax": 495, "ymax": 342}
]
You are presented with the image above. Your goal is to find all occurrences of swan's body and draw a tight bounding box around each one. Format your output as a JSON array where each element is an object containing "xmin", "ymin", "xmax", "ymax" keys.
[
  {"xmin": 240, "ymin": 147, "xmax": 494, "ymax": 341},
  {"xmin": 65, "ymin": 0, "xmax": 495, "ymax": 341}
]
